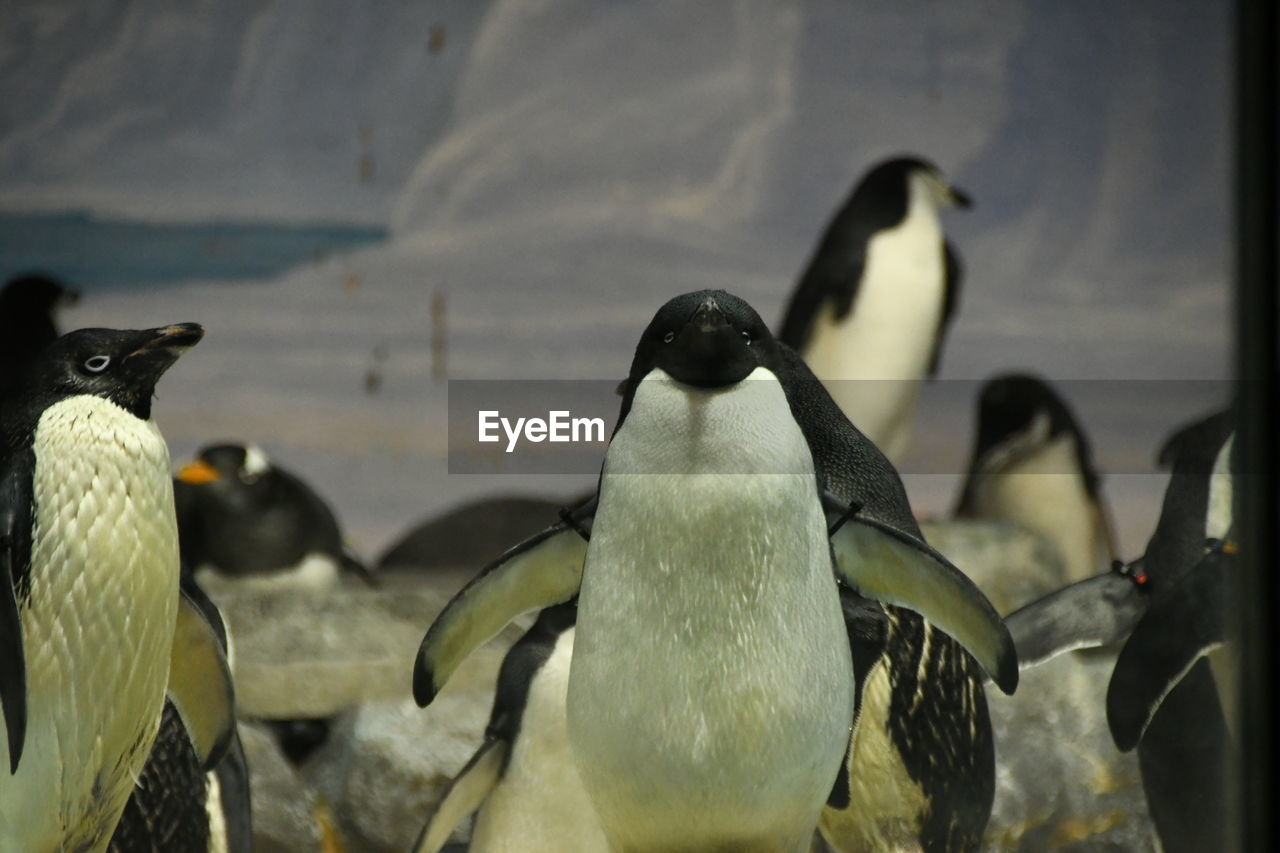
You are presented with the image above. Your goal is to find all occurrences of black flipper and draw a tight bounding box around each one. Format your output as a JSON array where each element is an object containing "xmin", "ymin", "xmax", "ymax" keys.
[
  {"xmin": 1107, "ymin": 546, "xmax": 1233, "ymax": 752},
  {"xmin": 927, "ymin": 240, "xmax": 963, "ymax": 377},
  {"xmin": 1004, "ymin": 565, "xmax": 1150, "ymax": 670},
  {"xmin": 0, "ymin": 450, "xmax": 33, "ymax": 774},
  {"xmin": 413, "ymin": 523, "xmax": 588, "ymax": 706}
]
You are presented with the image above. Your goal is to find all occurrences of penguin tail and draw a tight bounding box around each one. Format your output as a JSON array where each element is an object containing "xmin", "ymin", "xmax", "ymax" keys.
[{"xmin": 412, "ymin": 738, "xmax": 508, "ymax": 853}]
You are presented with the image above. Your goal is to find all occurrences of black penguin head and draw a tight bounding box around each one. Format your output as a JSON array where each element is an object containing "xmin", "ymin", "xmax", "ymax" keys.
[
  {"xmin": 178, "ymin": 443, "xmax": 273, "ymax": 489},
  {"xmin": 15, "ymin": 323, "xmax": 203, "ymax": 420},
  {"xmin": 625, "ymin": 290, "xmax": 777, "ymax": 391},
  {"xmin": 973, "ymin": 373, "xmax": 1082, "ymax": 456},
  {"xmin": 857, "ymin": 156, "xmax": 972, "ymax": 212}
]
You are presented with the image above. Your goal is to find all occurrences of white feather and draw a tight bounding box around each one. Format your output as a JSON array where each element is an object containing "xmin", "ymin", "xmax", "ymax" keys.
[
  {"xmin": 567, "ymin": 367, "xmax": 853, "ymax": 853},
  {"xmin": 0, "ymin": 396, "xmax": 179, "ymax": 852},
  {"xmin": 802, "ymin": 171, "xmax": 949, "ymax": 462}
]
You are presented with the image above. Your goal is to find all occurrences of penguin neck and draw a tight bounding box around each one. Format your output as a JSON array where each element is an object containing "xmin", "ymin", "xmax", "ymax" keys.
[{"xmin": 589, "ymin": 366, "xmax": 829, "ymax": 600}]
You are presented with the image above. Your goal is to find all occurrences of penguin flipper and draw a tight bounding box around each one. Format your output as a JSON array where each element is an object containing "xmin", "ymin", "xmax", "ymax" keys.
[
  {"xmin": 1004, "ymin": 568, "xmax": 1147, "ymax": 670},
  {"xmin": 412, "ymin": 737, "xmax": 509, "ymax": 853},
  {"xmin": 168, "ymin": 585, "xmax": 237, "ymax": 771},
  {"xmin": 0, "ymin": 453, "xmax": 33, "ymax": 773},
  {"xmin": 1107, "ymin": 547, "xmax": 1232, "ymax": 752},
  {"xmin": 926, "ymin": 239, "xmax": 964, "ymax": 377},
  {"xmin": 413, "ymin": 524, "xmax": 588, "ymax": 706},
  {"xmin": 830, "ymin": 511, "xmax": 1018, "ymax": 694}
]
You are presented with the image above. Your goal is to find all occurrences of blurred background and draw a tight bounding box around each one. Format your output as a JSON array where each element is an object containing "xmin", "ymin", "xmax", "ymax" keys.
[{"xmin": 0, "ymin": 0, "xmax": 1232, "ymax": 562}]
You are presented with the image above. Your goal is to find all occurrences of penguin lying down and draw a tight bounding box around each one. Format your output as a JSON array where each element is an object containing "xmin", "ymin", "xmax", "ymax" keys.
[{"xmin": 412, "ymin": 291, "xmax": 1016, "ymax": 853}]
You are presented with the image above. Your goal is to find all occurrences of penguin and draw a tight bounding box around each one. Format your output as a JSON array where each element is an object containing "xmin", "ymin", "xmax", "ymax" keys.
[
  {"xmin": 1, "ymin": 323, "xmax": 203, "ymax": 852},
  {"xmin": 174, "ymin": 442, "xmax": 371, "ymax": 593},
  {"xmin": 412, "ymin": 600, "xmax": 608, "ymax": 853},
  {"xmin": 1002, "ymin": 409, "xmax": 1234, "ymax": 669},
  {"xmin": 954, "ymin": 373, "xmax": 1120, "ymax": 587},
  {"xmin": 109, "ymin": 574, "xmax": 249, "ymax": 853},
  {"xmin": 999, "ymin": 410, "xmax": 1236, "ymax": 853},
  {"xmin": 778, "ymin": 156, "xmax": 971, "ymax": 463},
  {"xmin": 0, "ymin": 273, "xmax": 79, "ymax": 398},
  {"xmin": 414, "ymin": 291, "xmax": 1016, "ymax": 852},
  {"xmin": 1107, "ymin": 417, "xmax": 1238, "ymax": 853}
]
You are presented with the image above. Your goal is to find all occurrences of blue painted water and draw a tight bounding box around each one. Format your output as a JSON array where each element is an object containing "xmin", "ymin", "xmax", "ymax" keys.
[{"xmin": 0, "ymin": 211, "xmax": 387, "ymax": 289}]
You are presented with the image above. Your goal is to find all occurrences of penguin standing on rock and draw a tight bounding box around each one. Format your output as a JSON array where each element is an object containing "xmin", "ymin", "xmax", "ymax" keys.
[
  {"xmin": 413, "ymin": 291, "xmax": 1015, "ymax": 852},
  {"xmin": 955, "ymin": 374, "xmax": 1119, "ymax": 586},
  {"xmin": 1, "ymin": 323, "xmax": 202, "ymax": 852},
  {"xmin": 778, "ymin": 156, "xmax": 971, "ymax": 463},
  {"xmin": 174, "ymin": 442, "xmax": 370, "ymax": 592}
]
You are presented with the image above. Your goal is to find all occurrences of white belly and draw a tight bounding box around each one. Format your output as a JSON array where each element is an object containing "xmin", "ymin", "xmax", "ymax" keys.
[
  {"xmin": 803, "ymin": 207, "xmax": 946, "ymax": 461},
  {"xmin": 471, "ymin": 628, "xmax": 609, "ymax": 853},
  {"xmin": 0, "ymin": 396, "xmax": 180, "ymax": 852},
  {"xmin": 967, "ymin": 435, "xmax": 1105, "ymax": 585},
  {"xmin": 567, "ymin": 369, "xmax": 854, "ymax": 852}
]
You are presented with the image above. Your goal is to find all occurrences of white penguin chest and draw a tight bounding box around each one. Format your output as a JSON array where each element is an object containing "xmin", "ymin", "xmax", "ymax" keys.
[
  {"xmin": 1, "ymin": 395, "xmax": 180, "ymax": 850},
  {"xmin": 970, "ymin": 434, "xmax": 1102, "ymax": 584},
  {"xmin": 805, "ymin": 193, "xmax": 947, "ymax": 383},
  {"xmin": 471, "ymin": 628, "xmax": 608, "ymax": 853},
  {"xmin": 567, "ymin": 369, "xmax": 854, "ymax": 847}
]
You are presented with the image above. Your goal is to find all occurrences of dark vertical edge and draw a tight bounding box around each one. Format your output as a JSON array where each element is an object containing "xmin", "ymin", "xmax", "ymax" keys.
[{"xmin": 1234, "ymin": 0, "xmax": 1277, "ymax": 851}]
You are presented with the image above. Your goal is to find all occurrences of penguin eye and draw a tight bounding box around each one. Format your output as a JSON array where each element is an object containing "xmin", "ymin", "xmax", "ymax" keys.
[
  {"xmin": 741, "ymin": 330, "xmax": 753, "ymax": 345},
  {"xmin": 83, "ymin": 355, "xmax": 111, "ymax": 373},
  {"xmin": 662, "ymin": 331, "xmax": 675, "ymax": 344}
]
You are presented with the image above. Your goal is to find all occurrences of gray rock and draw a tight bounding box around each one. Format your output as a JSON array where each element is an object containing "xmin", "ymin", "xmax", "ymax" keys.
[
  {"xmin": 301, "ymin": 651, "xmax": 508, "ymax": 853},
  {"xmin": 209, "ymin": 575, "xmax": 458, "ymax": 719},
  {"xmin": 985, "ymin": 649, "xmax": 1155, "ymax": 852},
  {"xmin": 238, "ymin": 720, "xmax": 323, "ymax": 853}
]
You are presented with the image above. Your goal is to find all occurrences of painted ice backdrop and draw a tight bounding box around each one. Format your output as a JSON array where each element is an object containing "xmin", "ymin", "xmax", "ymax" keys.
[{"xmin": 0, "ymin": 0, "xmax": 1230, "ymax": 559}]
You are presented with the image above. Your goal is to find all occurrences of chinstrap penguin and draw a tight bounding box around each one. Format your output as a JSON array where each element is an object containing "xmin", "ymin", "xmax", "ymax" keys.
[
  {"xmin": 1, "ymin": 323, "xmax": 202, "ymax": 851},
  {"xmin": 778, "ymin": 156, "xmax": 971, "ymax": 463},
  {"xmin": 955, "ymin": 373, "xmax": 1119, "ymax": 587},
  {"xmin": 413, "ymin": 291, "xmax": 1015, "ymax": 853}
]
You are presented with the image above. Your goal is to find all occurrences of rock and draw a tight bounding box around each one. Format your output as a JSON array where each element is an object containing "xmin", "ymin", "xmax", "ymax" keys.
[
  {"xmin": 301, "ymin": 646, "xmax": 510, "ymax": 853},
  {"xmin": 238, "ymin": 720, "xmax": 322, "ymax": 853},
  {"xmin": 921, "ymin": 519, "xmax": 1068, "ymax": 615},
  {"xmin": 209, "ymin": 575, "xmax": 459, "ymax": 718},
  {"xmin": 985, "ymin": 649, "xmax": 1155, "ymax": 851}
]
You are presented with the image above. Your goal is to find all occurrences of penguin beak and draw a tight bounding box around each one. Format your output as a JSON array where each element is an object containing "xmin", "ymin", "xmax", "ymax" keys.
[
  {"xmin": 178, "ymin": 459, "xmax": 221, "ymax": 484},
  {"xmin": 655, "ymin": 298, "xmax": 757, "ymax": 388},
  {"xmin": 132, "ymin": 323, "xmax": 205, "ymax": 357}
]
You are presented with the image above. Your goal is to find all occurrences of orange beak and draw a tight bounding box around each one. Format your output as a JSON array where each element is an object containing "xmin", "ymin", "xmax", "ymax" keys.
[{"xmin": 177, "ymin": 459, "xmax": 221, "ymax": 484}]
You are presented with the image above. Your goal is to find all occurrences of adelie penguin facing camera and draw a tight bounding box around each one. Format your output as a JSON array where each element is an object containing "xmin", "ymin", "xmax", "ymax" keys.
[
  {"xmin": 1, "ymin": 323, "xmax": 202, "ymax": 852},
  {"xmin": 413, "ymin": 291, "xmax": 1014, "ymax": 853}
]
